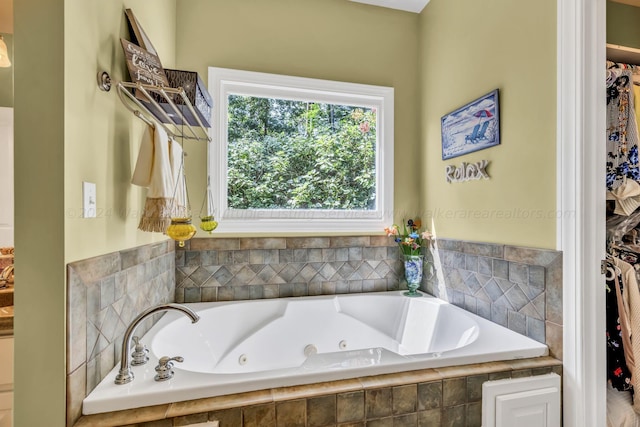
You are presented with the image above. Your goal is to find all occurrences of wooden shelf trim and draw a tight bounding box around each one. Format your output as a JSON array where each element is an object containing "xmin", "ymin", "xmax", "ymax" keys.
[{"xmin": 607, "ymin": 43, "xmax": 640, "ymax": 65}]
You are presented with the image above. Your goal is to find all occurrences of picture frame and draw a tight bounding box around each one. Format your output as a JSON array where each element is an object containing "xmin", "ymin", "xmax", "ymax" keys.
[{"xmin": 441, "ymin": 89, "xmax": 500, "ymax": 160}]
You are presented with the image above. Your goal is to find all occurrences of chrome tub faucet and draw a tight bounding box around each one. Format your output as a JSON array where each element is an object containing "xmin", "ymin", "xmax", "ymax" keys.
[{"xmin": 115, "ymin": 303, "xmax": 200, "ymax": 385}]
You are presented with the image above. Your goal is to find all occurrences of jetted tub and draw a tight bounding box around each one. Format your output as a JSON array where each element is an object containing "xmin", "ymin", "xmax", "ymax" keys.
[{"xmin": 83, "ymin": 291, "xmax": 548, "ymax": 414}]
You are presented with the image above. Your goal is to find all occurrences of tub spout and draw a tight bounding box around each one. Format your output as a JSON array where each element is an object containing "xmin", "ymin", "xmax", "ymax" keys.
[{"xmin": 115, "ymin": 303, "xmax": 200, "ymax": 385}]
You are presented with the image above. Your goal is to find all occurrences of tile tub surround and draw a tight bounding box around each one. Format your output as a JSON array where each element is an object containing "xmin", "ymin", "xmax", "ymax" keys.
[
  {"xmin": 175, "ymin": 236, "xmax": 562, "ymax": 358},
  {"xmin": 424, "ymin": 239, "xmax": 562, "ymax": 359},
  {"xmin": 174, "ymin": 236, "xmax": 403, "ymax": 303},
  {"xmin": 66, "ymin": 241, "xmax": 176, "ymax": 427},
  {"xmin": 73, "ymin": 356, "xmax": 562, "ymax": 427}
]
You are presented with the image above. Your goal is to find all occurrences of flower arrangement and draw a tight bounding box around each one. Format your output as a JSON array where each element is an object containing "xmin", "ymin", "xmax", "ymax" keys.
[{"xmin": 384, "ymin": 219, "xmax": 433, "ymax": 257}]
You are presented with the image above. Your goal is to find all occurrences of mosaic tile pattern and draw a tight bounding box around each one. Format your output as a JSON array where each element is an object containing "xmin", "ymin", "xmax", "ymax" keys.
[
  {"xmin": 175, "ymin": 236, "xmax": 403, "ymax": 303},
  {"xmin": 424, "ymin": 239, "xmax": 562, "ymax": 358},
  {"xmin": 66, "ymin": 241, "xmax": 175, "ymax": 427}
]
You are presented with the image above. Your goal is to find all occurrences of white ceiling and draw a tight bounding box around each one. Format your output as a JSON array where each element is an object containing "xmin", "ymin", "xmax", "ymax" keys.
[{"xmin": 349, "ymin": 0, "xmax": 430, "ymax": 13}]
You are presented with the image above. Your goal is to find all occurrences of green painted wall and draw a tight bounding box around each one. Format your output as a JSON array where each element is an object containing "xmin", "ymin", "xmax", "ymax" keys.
[
  {"xmin": 175, "ymin": 0, "xmax": 421, "ymax": 233},
  {"xmin": 0, "ymin": 33, "xmax": 12, "ymax": 108},
  {"xmin": 64, "ymin": 0, "xmax": 177, "ymax": 264},
  {"xmin": 607, "ymin": 1, "xmax": 640, "ymax": 48},
  {"xmin": 14, "ymin": 1, "xmax": 176, "ymax": 425},
  {"xmin": 419, "ymin": 0, "xmax": 557, "ymax": 249},
  {"xmin": 14, "ymin": 0, "xmax": 65, "ymax": 425}
]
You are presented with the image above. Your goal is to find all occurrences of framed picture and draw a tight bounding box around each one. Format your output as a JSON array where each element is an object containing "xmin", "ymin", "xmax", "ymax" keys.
[{"xmin": 441, "ymin": 89, "xmax": 500, "ymax": 160}]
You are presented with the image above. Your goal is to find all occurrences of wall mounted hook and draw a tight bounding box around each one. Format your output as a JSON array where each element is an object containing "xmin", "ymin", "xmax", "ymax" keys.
[{"xmin": 97, "ymin": 71, "xmax": 112, "ymax": 92}]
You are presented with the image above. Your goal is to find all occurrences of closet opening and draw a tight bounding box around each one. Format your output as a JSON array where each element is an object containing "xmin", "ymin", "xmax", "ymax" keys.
[{"xmin": 605, "ymin": 3, "xmax": 640, "ymax": 422}]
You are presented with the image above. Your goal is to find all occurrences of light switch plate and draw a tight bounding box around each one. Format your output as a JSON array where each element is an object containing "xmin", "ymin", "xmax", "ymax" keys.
[{"xmin": 83, "ymin": 182, "xmax": 97, "ymax": 218}]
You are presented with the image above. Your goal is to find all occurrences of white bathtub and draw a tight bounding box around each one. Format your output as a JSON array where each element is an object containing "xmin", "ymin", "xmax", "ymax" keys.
[{"xmin": 82, "ymin": 291, "xmax": 548, "ymax": 415}]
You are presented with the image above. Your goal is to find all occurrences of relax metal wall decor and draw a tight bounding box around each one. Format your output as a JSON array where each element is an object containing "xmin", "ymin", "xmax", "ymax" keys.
[{"xmin": 445, "ymin": 160, "xmax": 490, "ymax": 183}]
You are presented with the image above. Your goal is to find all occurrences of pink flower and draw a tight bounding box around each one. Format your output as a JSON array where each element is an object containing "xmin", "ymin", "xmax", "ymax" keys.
[
  {"xmin": 359, "ymin": 122, "xmax": 370, "ymax": 133},
  {"xmin": 384, "ymin": 221, "xmax": 431, "ymax": 257},
  {"xmin": 384, "ymin": 226, "xmax": 399, "ymax": 236}
]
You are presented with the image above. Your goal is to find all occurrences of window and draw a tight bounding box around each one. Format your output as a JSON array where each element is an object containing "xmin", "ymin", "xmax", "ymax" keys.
[{"xmin": 208, "ymin": 67, "xmax": 394, "ymax": 233}]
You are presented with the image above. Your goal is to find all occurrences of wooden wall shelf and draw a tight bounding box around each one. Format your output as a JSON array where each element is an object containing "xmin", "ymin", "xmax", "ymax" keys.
[
  {"xmin": 610, "ymin": 0, "xmax": 640, "ymax": 8},
  {"xmin": 607, "ymin": 43, "xmax": 640, "ymax": 65}
]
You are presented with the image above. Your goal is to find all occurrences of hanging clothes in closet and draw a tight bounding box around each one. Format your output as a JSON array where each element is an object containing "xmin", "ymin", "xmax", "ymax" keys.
[
  {"xmin": 606, "ymin": 260, "xmax": 633, "ymax": 393},
  {"xmin": 607, "ymin": 64, "xmax": 640, "ymax": 192},
  {"xmin": 605, "ymin": 61, "xmax": 640, "ymax": 416}
]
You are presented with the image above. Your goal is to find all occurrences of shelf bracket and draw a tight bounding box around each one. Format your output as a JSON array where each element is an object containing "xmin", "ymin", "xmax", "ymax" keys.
[{"xmin": 98, "ymin": 70, "xmax": 212, "ymax": 142}]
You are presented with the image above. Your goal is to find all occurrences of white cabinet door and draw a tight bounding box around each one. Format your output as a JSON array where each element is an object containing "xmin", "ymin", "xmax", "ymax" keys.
[
  {"xmin": 0, "ymin": 391, "xmax": 11, "ymax": 427},
  {"xmin": 496, "ymin": 386, "xmax": 560, "ymax": 427},
  {"xmin": 0, "ymin": 337, "xmax": 13, "ymax": 427},
  {"xmin": 0, "ymin": 108, "xmax": 12, "ymax": 247},
  {"xmin": 0, "ymin": 337, "xmax": 13, "ymax": 387},
  {"xmin": 483, "ymin": 373, "xmax": 561, "ymax": 427}
]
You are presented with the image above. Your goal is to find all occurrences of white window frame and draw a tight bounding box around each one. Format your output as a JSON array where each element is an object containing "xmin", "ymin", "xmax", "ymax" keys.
[{"xmin": 208, "ymin": 67, "xmax": 394, "ymax": 234}]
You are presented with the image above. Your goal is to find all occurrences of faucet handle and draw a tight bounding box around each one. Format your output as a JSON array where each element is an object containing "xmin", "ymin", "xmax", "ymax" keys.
[
  {"xmin": 154, "ymin": 356, "xmax": 184, "ymax": 381},
  {"xmin": 130, "ymin": 336, "xmax": 149, "ymax": 366}
]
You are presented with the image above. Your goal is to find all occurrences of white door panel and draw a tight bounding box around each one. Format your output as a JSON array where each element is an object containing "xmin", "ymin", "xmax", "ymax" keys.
[
  {"xmin": 0, "ymin": 108, "xmax": 13, "ymax": 248},
  {"xmin": 483, "ymin": 373, "xmax": 561, "ymax": 427},
  {"xmin": 496, "ymin": 387, "xmax": 561, "ymax": 427},
  {"xmin": 0, "ymin": 391, "xmax": 12, "ymax": 427}
]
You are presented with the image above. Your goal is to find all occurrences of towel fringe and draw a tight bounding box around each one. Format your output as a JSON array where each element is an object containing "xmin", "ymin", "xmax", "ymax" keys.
[
  {"xmin": 138, "ymin": 197, "xmax": 175, "ymax": 233},
  {"xmin": 138, "ymin": 217, "xmax": 171, "ymax": 233}
]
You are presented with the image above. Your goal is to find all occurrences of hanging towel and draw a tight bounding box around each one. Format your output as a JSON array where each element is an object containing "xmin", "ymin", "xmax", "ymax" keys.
[
  {"xmin": 132, "ymin": 125, "xmax": 183, "ymax": 232},
  {"xmin": 169, "ymin": 139, "xmax": 188, "ymax": 220}
]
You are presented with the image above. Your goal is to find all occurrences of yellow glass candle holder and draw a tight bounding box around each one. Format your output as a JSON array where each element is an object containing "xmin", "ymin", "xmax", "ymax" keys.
[
  {"xmin": 166, "ymin": 217, "xmax": 197, "ymax": 247},
  {"xmin": 200, "ymin": 215, "xmax": 218, "ymax": 233}
]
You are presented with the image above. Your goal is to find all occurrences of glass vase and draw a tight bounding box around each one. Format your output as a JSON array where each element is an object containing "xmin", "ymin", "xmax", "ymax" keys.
[{"xmin": 403, "ymin": 254, "xmax": 423, "ymax": 297}]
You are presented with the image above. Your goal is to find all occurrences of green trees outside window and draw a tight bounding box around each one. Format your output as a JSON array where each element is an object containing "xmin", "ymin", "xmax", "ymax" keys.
[{"xmin": 227, "ymin": 94, "xmax": 377, "ymax": 210}]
